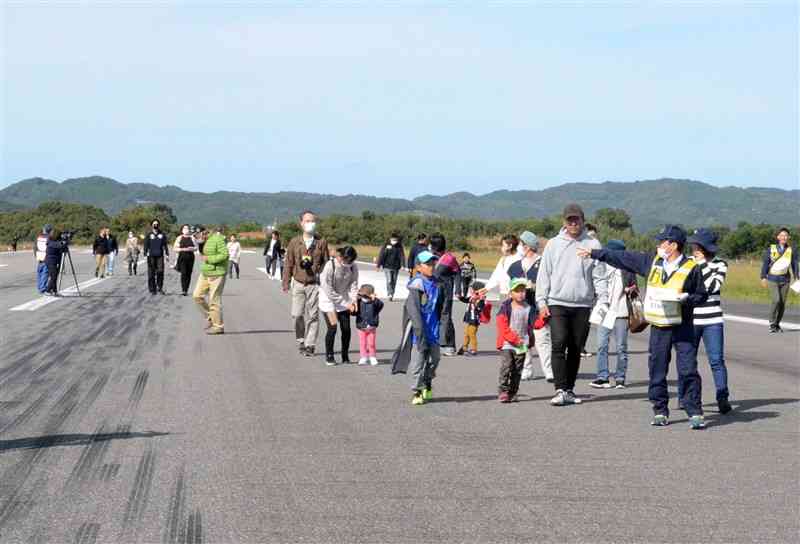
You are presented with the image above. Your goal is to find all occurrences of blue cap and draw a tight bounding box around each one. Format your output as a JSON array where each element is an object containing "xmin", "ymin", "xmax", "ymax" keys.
[
  {"xmin": 606, "ymin": 239, "xmax": 626, "ymax": 251},
  {"xmin": 687, "ymin": 228, "xmax": 718, "ymax": 253},
  {"xmin": 519, "ymin": 231, "xmax": 539, "ymax": 249},
  {"xmin": 416, "ymin": 250, "xmax": 439, "ymax": 264},
  {"xmin": 654, "ymin": 225, "xmax": 687, "ymax": 245}
]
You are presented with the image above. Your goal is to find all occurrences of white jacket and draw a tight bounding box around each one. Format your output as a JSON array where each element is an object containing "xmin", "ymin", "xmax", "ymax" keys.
[
  {"xmin": 227, "ymin": 241, "xmax": 241, "ymax": 263},
  {"xmin": 484, "ymin": 254, "xmax": 521, "ymax": 295}
]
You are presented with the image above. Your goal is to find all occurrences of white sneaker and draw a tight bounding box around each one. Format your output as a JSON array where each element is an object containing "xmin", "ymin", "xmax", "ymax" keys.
[
  {"xmin": 550, "ymin": 390, "xmax": 567, "ymax": 406},
  {"xmin": 369, "ymin": 357, "xmax": 379, "ymax": 366},
  {"xmin": 565, "ymin": 390, "xmax": 583, "ymax": 404},
  {"xmin": 358, "ymin": 358, "xmax": 369, "ymax": 366},
  {"xmin": 520, "ymin": 370, "xmax": 534, "ymax": 381}
]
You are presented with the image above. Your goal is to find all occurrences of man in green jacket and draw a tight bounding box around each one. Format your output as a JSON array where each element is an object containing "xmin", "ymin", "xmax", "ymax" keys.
[{"xmin": 193, "ymin": 227, "xmax": 229, "ymax": 335}]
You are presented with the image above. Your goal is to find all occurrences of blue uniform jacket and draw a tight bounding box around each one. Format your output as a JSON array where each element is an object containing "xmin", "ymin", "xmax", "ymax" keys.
[{"xmin": 591, "ymin": 249, "xmax": 708, "ymax": 326}]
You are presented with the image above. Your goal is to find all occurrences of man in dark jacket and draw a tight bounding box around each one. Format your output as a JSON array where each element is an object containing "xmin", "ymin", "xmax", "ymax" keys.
[
  {"xmin": 377, "ymin": 232, "xmax": 405, "ymax": 301},
  {"xmin": 106, "ymin": 229, "xmax": 119, "ymax": 276},
  {"xmin": 143, "ymin": 219, "xmax": 169, "ymax": 294},
  {"xmin": 45, "ymin": 230, "xmax": 65, "ymax": 295},
  {"xmin": 92, "ymin": 228, "xmax": 110, "ymax": 278},
  {"xmin": 578, "ymin": 225, "xmax": 709, "ymax": 429},
  {"xmin": 760, "ymin": 227, "xmax": 798, "ymax": 333},
  {"xmin": 407, "ymin": 233, "xmax": 428, "ymax": 276}
]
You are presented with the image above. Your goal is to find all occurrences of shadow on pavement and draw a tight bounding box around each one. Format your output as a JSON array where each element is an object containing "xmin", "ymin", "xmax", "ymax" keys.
[
  {"xmin": 224, "ymin": 329, "xmax": 293, "ymax": 335},
  {"xmin": 0, "ymin": 431, "xmax": 170, "ymax": 453},
  {"xmin": 704, "ymin": 397, "xmax": 799, "ymax": 428},
  {"xmin": 431, "ymin": 395, "xmax": 499, "ymax": 403}
]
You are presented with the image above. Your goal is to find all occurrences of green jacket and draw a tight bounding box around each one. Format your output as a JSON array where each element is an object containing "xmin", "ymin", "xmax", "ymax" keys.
[{"xmin": 201, "ymin": 233, "xmax": 229, "ymax": 277}]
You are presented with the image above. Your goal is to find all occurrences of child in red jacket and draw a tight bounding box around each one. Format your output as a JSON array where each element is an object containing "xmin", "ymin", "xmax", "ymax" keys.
[{"xmin": 496, "ymin": 278, "xmax": 536, "ymax": 402}]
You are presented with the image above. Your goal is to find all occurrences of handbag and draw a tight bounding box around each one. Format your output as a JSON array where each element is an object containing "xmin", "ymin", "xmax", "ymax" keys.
[{"xmin": 626, "ymin": 289, "xmax": 649, "ymax": 333}]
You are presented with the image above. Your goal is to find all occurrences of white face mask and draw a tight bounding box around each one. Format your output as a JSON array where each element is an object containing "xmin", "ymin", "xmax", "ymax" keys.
[
  {"xmin": 390, "ymin": 239, "xmax": 398, "ymax": 245},
  {"xmin": 303, "ymin": 222, "xmax": 316, "ymax": 234}
]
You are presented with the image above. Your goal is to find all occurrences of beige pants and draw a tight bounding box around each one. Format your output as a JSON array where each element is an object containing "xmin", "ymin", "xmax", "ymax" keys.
[
  {"xmin": 95, "ymin": 254, "xmax": 108, "ymax": 277},
  {"xmin": 193, "ymin": 273, "xmax": 226, "ymax": 330}
]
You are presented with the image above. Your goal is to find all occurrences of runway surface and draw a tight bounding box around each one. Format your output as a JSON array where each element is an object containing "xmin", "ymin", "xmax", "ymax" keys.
[{"xmin": 1, "ymin": 250, "xmax": 798, "ymax": 543}]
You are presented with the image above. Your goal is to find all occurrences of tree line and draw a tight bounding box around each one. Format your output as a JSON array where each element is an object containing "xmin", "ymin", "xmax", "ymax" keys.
[{"xmin": 1, "ymin": 201, "xmax": 795, "ymax": 259}]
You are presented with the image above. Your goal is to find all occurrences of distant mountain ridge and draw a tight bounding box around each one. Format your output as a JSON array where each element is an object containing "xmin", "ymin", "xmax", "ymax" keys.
[{"xmin": 1, "ymin": 176, "xmax": 797, "ymax": 231}]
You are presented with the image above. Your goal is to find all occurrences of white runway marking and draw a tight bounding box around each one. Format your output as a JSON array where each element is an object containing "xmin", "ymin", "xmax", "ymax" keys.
[
  {"xmin": 0, "ymin": 264, "xmax": 8, "ymax": 268},
  {"xmin": 9, "ymin": 259, "xmax": 146, "ymax": 311},
  {"xmin": 724, "ymin": 314, "xmax": 800, "ymax": 330}
]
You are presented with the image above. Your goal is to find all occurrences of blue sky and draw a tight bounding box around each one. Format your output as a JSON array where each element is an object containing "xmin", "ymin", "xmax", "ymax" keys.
[{"xmin": 2, "ymin": 1, "xmax": 797, "ymax": 196}]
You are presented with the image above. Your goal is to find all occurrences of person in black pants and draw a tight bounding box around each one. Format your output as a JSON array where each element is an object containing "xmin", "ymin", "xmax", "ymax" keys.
[
  {"xmin": 143, "ymin": 219, "xmax": 169, "ymax": 294},
  {"xmin": 377, "ymin": 233, "xmax": 405, "ymax": 301},
  {"xmin": 459, "ymin": 252, "xmax": 476, "ymax": 298},
  {"xmin": 174, "ymin": 224, "xmax": 197, "ymax": 296},
  {"xmin": 263, "ymin": 230, "xmax": 282, "ymax": 279},
  {"xmin": 44, "ymin": 230, "xmax": 65, "ymax": 295}
]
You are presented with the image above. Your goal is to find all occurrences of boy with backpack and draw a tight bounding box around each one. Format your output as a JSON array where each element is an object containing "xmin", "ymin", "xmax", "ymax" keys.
[
  {"xmin": 496, "ymin": 278, "xmax": 536, "ymax": 403},
  {"xmin": 390, "ymin": 251, "xmax": 444, "ymax": 406},
  {"xmin": 457, "ymin": 280, "xmax": 489, "ymax": 356}
]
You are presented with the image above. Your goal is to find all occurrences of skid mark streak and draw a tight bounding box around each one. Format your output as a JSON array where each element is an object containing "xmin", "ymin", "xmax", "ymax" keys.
[
  {"xmin": 129, "ymin": 370, "xmax": 149, "ymax": 409},
  {"xmin": 163, "ymin": 468, "xmax": 204, "ymax": 544},
  {"xmin": 74, "ymin": 522, "xmax": 100, "ymax": 544},
  {"xmin": 67, "ymin": 425, "xmax": 112, "ymax": 486},
  {"xmin": 124, "ymin": 446, "xmax": 156, "ymax": 524}
]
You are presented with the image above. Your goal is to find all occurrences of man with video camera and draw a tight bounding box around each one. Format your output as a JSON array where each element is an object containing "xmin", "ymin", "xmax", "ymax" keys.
[{"xmin": 282, "ymin": 210, "xmax": 329, "ymax": 356}]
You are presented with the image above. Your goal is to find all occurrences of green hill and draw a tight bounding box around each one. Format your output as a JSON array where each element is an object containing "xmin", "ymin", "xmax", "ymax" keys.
[{"xmin": 1, "ymin": 176, "xmax": 796, "ymax": 231}]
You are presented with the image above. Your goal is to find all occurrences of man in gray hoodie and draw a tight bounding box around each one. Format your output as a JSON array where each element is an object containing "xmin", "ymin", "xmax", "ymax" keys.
[{"xmin": 536, "ymin": 203, "xmax": 607, "ymax": 406}]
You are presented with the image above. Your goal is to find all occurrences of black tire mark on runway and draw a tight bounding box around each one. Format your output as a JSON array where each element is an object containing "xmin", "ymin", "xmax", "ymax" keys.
[
  {"xmin": 123, "ymin": 446, "xmax": 156, "ymax": 524},
  {"xmin": 129, "ymin": 370, "xmax": 149, "ymax": 408},
  {"xmin": 184, "ymin": 510, "xmax": 203, "ymax": 544},
  {"xmin": 67, "ymin": 425, "xmax": 112, "ymax": 486},
  {"xmin": 164, "ymin": 469, "xmax": 187, "ymax": 544},
  {"xmin": 74, "ymin": 522, "xmax": 100, "ymax": 544},
  {"xmin": 0, "ymin": 392, "xmax": 49, "ymax": 433}
]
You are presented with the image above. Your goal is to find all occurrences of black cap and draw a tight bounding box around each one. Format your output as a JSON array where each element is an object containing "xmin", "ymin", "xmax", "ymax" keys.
[
  {"xmin": 654, "ymin": 225, "xmax": 687, "ymax": 245},
  {"xmin": 687, "ymin": 228, "xmax": 718, "ymax": 253},
  {"xmin": 562, "ymin": 203, "xmax": 585, "ymax": 220}
]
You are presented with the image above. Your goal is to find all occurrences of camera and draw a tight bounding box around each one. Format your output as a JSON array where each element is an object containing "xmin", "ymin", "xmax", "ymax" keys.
[
  {"xmin": 300, "ymin": 255, "xmax": 313, "ymax": 270},
  {"xmin": 60, "ymin": 230, "xmax": 74, "ymax": 244}
]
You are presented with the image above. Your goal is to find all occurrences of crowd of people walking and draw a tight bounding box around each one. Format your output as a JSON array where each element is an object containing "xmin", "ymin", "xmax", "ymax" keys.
[{"xmin": 24, "ymin": 204, "xmax": 798, "ymax": 429}]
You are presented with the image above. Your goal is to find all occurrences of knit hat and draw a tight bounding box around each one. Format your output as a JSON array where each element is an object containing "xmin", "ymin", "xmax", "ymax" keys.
[{"xmin": 519, "ymin": 231, "xmax": 538, "ymax": 250}]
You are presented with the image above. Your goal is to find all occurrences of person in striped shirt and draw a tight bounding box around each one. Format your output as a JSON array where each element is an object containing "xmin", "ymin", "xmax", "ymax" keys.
[{"xmin": 682, "ymin": 228, "xmax": 732, "ymax": 415}]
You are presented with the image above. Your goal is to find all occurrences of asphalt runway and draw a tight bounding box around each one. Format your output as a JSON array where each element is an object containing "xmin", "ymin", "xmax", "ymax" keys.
[{"xmin": 0, "ymin": 250, "xmax": 798, "ymax": 543}]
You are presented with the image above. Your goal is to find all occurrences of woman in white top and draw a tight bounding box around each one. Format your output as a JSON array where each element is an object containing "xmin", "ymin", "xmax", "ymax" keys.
[
  {"xmin": 227, "ymin": 235, "xmax": 242, "ymax": 279},
  {"xmin": 319, "ymin": 246, "xmax": 360, "ymax": 366},
  {"xmin": 479, "ymin": 234, "xmax": 522, "ymax": 299}
]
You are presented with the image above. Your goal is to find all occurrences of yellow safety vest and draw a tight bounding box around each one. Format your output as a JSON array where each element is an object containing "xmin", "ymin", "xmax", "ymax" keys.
[
  {"xmin": 769, "ymin": 245, "xmax": 792, "ymax": 276},
  {"xmin": 644, "ymin": 257, "xmax": 696, "ymax": 327}
]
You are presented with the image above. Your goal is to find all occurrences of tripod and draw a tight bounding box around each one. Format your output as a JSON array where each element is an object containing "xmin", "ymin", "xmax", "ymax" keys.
[{"xmin": 58, "ymin": 243, "xmax": 81, "ymax": 296}]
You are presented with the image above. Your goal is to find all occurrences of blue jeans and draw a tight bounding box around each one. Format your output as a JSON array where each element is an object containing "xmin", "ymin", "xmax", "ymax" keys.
[
  {"xmin": 384, "ymin": 269, "xmax": 399, "ymax": 297},
  {"xmin": 596, "ymin": 318, "xmax": 629, "ymax": 381},
  {"xmin": 679, "ymin": 323, "xmax": 728, "ymax": 402},
  {"xmin": 107, "ymin": 252, "xmax": 116, "ymax": 274},
  {"xmin": 37, "ymin": 262, "xmax": 48, "ymax": 293}
]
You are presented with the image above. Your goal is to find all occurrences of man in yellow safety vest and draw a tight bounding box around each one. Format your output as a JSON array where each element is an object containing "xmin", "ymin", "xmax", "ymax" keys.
[
  {"xmin": 577, "ymin": 225, "xmax": 709, "ymax": 429},
  {"xmin": 760, "ymin": 227, "xmax": 797, "ymax": 333}
]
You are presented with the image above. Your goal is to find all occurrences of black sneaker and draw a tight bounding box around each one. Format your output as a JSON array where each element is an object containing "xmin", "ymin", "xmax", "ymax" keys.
[
  {"xmin": 615, "ymin": 380, "xmax": 626, "ymax": 389},
  {"xmin": 297, "ymin": 343, "xmax": 306, "ymax": 355},
  {"xmin": 769, "ymin": 327, "xmax": 778, "ymax": 333},
  {"xmin": 589, "ymin": 379, "xmax": 611, "ymax": 389},
  {"xmin": 777, "ymin": 326, "xmax": 784, "ymax": 333},
  {"xmin": 325, "ymin": 356, "xmax": 337, "ymax": 366},
  {"xmin": 303, "ymin": 347, "xmax": 315, "ymax": 357},
  {"xmin": 718, "ymin": 398, "xmax": 732, "ymax": 414}
]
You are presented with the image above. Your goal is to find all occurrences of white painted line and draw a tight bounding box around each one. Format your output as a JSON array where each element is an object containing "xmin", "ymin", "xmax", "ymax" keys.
[
  {"xmin": 241, "ymin": 249, "xmax": 257, "ymax": 254},
  {"xmin": 0, "ymin": 264, "xmax": 8, "ymax": 268},
  {"xmin": 10, "ymin": 277, "xmax": 106, "ymax": 311},
  {"xmin": 725, "ymin": 314, "xmax": 800, "ymax": 330},
  {"xmin": 9, "ymin": 259, "xmax": 146, "ymax": 312}
]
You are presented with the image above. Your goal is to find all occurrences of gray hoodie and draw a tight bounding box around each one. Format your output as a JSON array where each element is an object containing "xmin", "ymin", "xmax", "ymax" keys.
[{"xmin": 535, "ymin": 228, "xmax": 607, "ymax": 309}]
